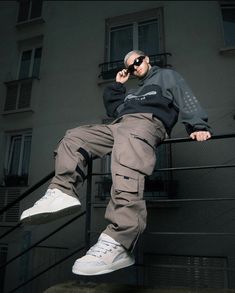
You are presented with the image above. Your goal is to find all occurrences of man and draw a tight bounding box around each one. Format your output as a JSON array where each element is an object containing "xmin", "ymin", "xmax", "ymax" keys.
[{"xmin": 20, "ymin": 50, "xmax": 211, "ymax": 276}]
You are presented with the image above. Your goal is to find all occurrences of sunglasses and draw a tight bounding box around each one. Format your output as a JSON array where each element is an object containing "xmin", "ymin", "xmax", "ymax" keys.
[{"xmin": 126, "ymin": 55, "xmax": 145, "ymax": 74}]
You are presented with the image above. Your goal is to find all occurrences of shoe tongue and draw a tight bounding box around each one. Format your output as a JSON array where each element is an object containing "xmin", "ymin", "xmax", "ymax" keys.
[{"xmin": 99, "ymin": 233, "xmax": 120, "ymax": 245}]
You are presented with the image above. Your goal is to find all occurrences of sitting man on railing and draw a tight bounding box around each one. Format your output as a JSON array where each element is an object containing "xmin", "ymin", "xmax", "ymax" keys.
[{"xmin": 20, "ymin": 50, "xmax": 212, "ymax": 276}]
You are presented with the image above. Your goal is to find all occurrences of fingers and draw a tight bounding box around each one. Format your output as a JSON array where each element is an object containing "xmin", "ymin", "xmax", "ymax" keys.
[
  {"xmin": 116, "ymin": 69, "xmax": 130, "ymax": 83},
  {"xmin": 117, "ymin": 69, "xmax": 129, "ymax": 78},
  {"xmin": 190, "ymin": 131, "xmax": 211, "ymax": 141},
  {"xmin": 190, "ymin": 133, "xmax": 196, "ymax": 140}
]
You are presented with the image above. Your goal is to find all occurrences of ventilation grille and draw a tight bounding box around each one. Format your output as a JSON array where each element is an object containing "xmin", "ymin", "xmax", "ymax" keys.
[{"xmin": 144, "ymin": 254, "xmax": 228, "ymax": 288}]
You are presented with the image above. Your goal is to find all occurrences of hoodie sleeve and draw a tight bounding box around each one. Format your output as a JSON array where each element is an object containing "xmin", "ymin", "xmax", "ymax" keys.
[
  {"xmin": 103, "ymin": 82, "xmax": 126, "ymax": 118},
  {"xmin": 164, "ymin": 69, "xmax": 212, "ymax": 135}
]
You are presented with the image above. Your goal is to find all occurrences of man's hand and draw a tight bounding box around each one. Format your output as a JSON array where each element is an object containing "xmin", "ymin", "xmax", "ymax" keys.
[
  {"xmin": 116, "ymin": 69, "xmax": 130, "ymax": 84},
  {"xmin": 190, "ymin": 131, "xmax": 211, "ymax": 141}
]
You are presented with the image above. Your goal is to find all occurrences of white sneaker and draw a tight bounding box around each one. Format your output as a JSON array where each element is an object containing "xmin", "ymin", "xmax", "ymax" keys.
[
  {"xmin": 20, "ymin": 188, "xmax": 81, "ymax": 224},
  {"xmin": 72, "ymin": 233, "xmax": 135, "ymax": 275}
]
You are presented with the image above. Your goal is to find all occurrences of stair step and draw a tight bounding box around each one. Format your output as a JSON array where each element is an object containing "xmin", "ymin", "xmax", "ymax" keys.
[{"xmin": 43, "ymin": 281, "xmax": 235, "ymax": 293}]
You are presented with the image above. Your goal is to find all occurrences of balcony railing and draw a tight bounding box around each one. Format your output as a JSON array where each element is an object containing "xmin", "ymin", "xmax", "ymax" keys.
[{"xmin": 98, "ymin": 52, "xmax": 172, "ymax": 80}]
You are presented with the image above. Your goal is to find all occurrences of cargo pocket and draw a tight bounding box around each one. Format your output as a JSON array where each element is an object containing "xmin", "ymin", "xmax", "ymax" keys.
[
  {"xmin": 114, "ymin": 174, "xmax": 138, "ymax": 193},
  {"xmin": 116, "ymin": 130, "xmax": 157, "ymax": 176}
]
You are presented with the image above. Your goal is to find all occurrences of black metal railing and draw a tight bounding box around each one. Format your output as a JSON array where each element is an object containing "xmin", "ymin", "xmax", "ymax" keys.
[
  {"xmin": 0, "ymin": 132, "xmax": 234, "ymax": 292},
  {"xmin": 98, "ymin": 52, "xmax": 172, "ymax": 80}
]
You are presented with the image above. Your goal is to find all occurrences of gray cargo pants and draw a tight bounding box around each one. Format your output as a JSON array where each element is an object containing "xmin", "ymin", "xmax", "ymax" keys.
[{"xmin": 49, "ymin": 113, "xmax": 166, "ymax": 250}]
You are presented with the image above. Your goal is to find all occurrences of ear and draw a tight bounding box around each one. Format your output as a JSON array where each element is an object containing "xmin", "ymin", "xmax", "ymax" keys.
[{"xmin": 145, "ymin": 56, "xmax": 150, "ymax": 64}]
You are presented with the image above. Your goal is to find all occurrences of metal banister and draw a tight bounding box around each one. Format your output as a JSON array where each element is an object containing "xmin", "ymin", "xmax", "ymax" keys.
[
  {"xmin": 8, "ymin": 245, "xmax": 86, "ymax": 293},
  {"xmin": 0, "ymin": 171, "xmax": 55, "ymax": 216},
  {"xmin": 0, "ymin": 211, "xmax": 86, "ymax": 270},
  {"xmin": 162, "ymin": 132, "xmax": 235, "ymax": 144},
  {"xmin": 1, "ymin": 132, "xmax": 234, "ymax": 217},
  {"xmin": 0, "ymin": 132, "xmax": 233, "ymax": 292}
]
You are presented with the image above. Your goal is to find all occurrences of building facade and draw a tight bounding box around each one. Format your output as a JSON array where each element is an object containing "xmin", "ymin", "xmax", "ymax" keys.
[{"xmin": 0, "ymin": 1, "xmax": 234, "ymax": 292}]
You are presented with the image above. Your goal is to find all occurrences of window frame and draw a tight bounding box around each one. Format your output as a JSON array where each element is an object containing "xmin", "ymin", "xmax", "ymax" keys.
[
  {"xmin": 4, "ymin": 130, "xmax": 32, "ymax": 186},
  {"xmin": 17, "ymin": 0, "xmax": 43, "ymax": 24},
  {"xmin": 105, "ymin": 7, "xmax": 165, "ymax": 63},
  {"xmin": 219, "ymin": 0, "xmax": 235, "ymax": 54},
  {"xmin": 17, "ymin": 47, "xmax": 42, "ymax": 80},
  {"xmin": 3, "ymin": 78, "xmax": 34, "ymax": 114}
]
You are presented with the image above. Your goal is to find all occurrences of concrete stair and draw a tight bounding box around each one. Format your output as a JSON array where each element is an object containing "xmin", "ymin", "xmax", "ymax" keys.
[{"xmin": 43, "ymin": 282, "xmax": 235, "ymax": 293}]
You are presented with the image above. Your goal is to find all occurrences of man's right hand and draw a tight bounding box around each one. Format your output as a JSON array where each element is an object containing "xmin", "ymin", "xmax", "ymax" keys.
[{"xmin": 116, "ymin": 69, "xmax": 130, "ymax": 84}]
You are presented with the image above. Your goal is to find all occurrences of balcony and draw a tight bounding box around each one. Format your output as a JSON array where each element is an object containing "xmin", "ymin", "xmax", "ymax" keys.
[{"xmin": 98, "ymin": 52, "xmax": 172, "ymax": 80}]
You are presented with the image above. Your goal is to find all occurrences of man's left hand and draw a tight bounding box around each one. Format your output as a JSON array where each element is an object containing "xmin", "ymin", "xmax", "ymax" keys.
[{"xmin": 190, "ymin": 131, "xmax": 211, "ymax": 141}]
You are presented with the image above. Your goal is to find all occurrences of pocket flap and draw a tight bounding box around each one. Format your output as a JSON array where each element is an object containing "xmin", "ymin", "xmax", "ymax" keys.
[{"xmin": 115, "ymin": 174, "xmax": 138, "ymax": 193}]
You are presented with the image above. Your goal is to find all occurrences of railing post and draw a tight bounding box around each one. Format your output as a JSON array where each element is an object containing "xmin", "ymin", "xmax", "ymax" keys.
[{"xmin": 85, "ymin": 159, "xmax": 93, "ymax": 250}]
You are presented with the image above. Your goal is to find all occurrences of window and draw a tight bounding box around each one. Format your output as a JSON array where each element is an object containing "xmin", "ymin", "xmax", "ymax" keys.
[
  {"xmin": 105, "ymin": 8, "xmax": 164, "ymax": 63},
  {"xmin": 17, "ymin": 0, "xmax": 43, "ymax": 23},
  {"xmin": 4, "ymin": 79, "xmax": 33, "ymax": 112},
  {"xmin": 3, "ymin": 46, "xmax": 42, "ymax": 113},
  {"xmin": 18, "ymin": 47, "xmax": 42, "ymax": 79},
  {"xmin": 4, "ymin": 131, "xmax": 32, "ymax": 186},
  {"xmin": 99, "ymin": 8, "xmax": 168, "ymax": 79},
  {"xmin": 220, "ymin": 1, "xmax": 235, "ymax": 47}
]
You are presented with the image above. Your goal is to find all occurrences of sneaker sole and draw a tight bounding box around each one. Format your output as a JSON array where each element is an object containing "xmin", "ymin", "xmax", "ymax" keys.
[
  {"xmin": 72, "ymin": 257, "xmax": 135, "ymax": 276},
  {"xmin": 20, "ymin": 204, "xmax": 81, "ymax": 225}
]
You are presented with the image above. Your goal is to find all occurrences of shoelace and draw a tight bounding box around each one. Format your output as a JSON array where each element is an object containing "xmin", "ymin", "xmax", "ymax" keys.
[
  {"xmin": 87, "ymin": 240, "xmax": 120, "ymax": 258},
  {"xmin": 35, "ymin": 189, "xmax": 55, "ymax": 205}
]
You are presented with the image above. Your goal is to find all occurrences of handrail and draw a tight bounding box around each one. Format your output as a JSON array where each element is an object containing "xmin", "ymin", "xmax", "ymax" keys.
[
  {"xmin": 162, "ymin": 132, "xmax": 235, "ymax": 144},
  {"xmin": 0, "ymin": 132, "xmax": 234, "ymax": 292},
  {"xmin": 0, "ymin": 222, "xmax": 22, "ymax": 241},
  {"xmin": 1, "ymin": 133, "xmax": 234, "ymax": 217},
  {"xmin": 147, "ymin": 232, "xmax": 235, "ymax": 236},
  {"xmin": 91, "ymin": 163, "xmax": 235, "ymax": 177},
  {"xmin": 8, "ymin": 245, "xmax": 86, "ymax": 293},
  {"xmin": 0, "ymin": 211, "xmax": 86, "ymax": 270},
  {"xmin": 155, "ymin": 163, "xmax": 235, "ymax": 172},
  {"xmin": 0, "ymin": 171, "xmax": 55, "ymax": 216},
  {"xmin": 0, "ymin": 132, "xmax": 234, "ymax": 243}
]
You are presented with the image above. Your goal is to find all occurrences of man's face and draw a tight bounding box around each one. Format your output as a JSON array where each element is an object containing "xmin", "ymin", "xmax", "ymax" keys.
[{"xmin": 126, "ymin": 53, "xmax": 150, "ymax": 78}]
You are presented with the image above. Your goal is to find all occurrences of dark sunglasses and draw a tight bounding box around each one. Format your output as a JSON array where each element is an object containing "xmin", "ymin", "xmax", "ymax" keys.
[{"xmin": 127, "ymin": 55, "xmax": 145, "ymax": 73}]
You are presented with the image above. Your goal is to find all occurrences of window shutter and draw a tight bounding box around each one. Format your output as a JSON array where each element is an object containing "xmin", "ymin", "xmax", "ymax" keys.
[
  {"xmin": 0, "ymin": 188, "xmax": 20, "ymax": 223},
  {"xmin": 4, "ymin": 84, "xmax": 18, "ymax": 111},
  {"xmin": 18, "ymin": 80, "xmax": 32, "ymax": 109}
]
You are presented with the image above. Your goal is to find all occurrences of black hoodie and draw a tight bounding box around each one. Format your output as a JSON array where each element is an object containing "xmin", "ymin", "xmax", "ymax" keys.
[{"xmin": 103, "ymin": 66, "xmax": 211, "ymax": 135}]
